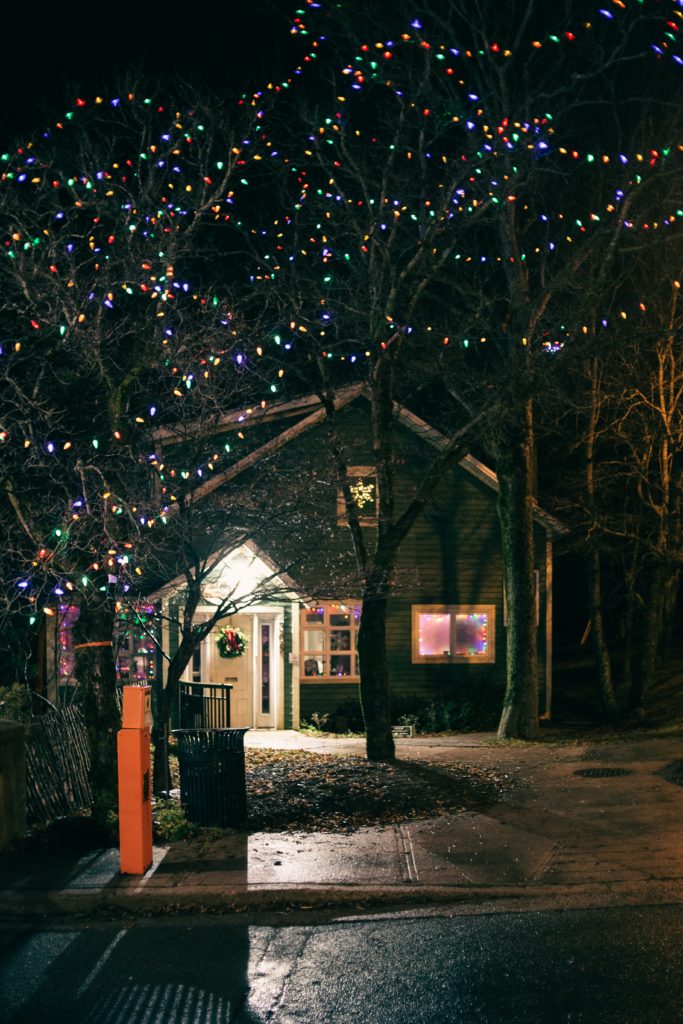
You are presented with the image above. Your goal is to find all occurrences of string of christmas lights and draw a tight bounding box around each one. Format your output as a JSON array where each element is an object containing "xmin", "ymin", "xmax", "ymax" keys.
[{"xmin": 1, "ymin": 0, "xmax": 681, "ymax": 618}]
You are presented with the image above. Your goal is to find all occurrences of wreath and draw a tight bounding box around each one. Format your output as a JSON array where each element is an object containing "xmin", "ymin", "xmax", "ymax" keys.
[{"xmin": 216, "ymin": 625, "xmax": 248, "ymax": 659}]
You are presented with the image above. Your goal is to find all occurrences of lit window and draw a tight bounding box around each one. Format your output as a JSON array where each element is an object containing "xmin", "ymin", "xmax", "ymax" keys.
[
  {"xmin": 55, "ymin": 603, "xmax": 159, "ymax": 684},
  {"xmin": 115, "ymin": 604, "xmax": 159, "ymax": 683},
  {"xmin": 301, "ymin": 601, "xmax": 361, "ymax": 680},
  {"xmin": 337, "ymin": 467, "xmax": 378, "ymax": 526},
  {"xmin": 411, "ymin": 605, "xmax": 495, "ymax": 664},
  {"xmin": 56, "ymin": 604, "xmax": 80, "ymax": 682}
]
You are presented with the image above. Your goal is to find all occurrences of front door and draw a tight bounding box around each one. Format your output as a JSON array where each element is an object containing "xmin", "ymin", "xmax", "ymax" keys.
[{"xmin": 208, "ymin": 613, "xmax": 252, "ymax": 728}]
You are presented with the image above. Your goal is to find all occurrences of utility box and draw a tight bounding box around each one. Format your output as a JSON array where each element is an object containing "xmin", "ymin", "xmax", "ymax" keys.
[
  {"xmin": 117, "ymin": 685, "xmax": 153, "ymax": 875},
  {"xmin": 122, "ymin": 685, "xmax": 152, "ymax": 731}
]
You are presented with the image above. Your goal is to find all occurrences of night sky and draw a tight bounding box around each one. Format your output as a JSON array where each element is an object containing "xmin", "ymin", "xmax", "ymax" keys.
[{"xmin": 0, "ymin": 1, "xmax": 294, "ymax": 145}]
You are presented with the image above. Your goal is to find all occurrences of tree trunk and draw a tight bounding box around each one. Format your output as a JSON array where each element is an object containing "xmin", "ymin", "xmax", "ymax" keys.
[
  {"xmin": 496, "ymin": 403, "xmax": 539, "ymax": 740},
  {"xmin": 587, "ymin": 549, "xmax": 619, "ymax": 721},
  {"xmin": 659, "ymin": 571, "xmax": 679, "ymax": 660},
  {"xmin": 73, "ymin": 599, "xmax": 119, "ymax": 825},
  {"xmin": 620, "ymin": 545, "xmax": 641, "ymax": 691},
  {"xmin": 621, "ymin": 595, "xmax": 635, "ymax": 692},
  {"xmin": 152, "ymin": 645, "xmax": 192, "ymax": 796},
  {"xmin": 581, "ymin": 354, "xmax": 618, "ymax": 721},
  {"xmin": 357, "ymin": 594, "xmax": 395, "ymax": 761},
  {"xmin": 628, "ymin": 564, "xmax": 666, "ymax": 716}
]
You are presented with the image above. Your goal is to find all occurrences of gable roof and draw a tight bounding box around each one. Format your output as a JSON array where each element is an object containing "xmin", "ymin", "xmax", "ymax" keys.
[
  {"xmin": 393, "ymin": 405, "xmax": 567, "ymax": 536},
  {"xmin": 146, "ymin": 537, "xmax": 306, "ymax": 604},
  {"xmin": 157, "ymin": 386, "xmax": 566, "ymax": 535}
]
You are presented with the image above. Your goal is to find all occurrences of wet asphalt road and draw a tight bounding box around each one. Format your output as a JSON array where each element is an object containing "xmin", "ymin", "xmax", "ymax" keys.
[{"xmin": 1, "ymin": 904, "xmax": 682, "ymax": 1023}]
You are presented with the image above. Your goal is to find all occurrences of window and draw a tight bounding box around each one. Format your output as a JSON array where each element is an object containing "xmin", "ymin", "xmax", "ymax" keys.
[
  {"xmin": 55, "ymin": 602, "xmax": 159, "ymax": 685},
  {"xmin": 337, "ymin": 467, "xmax": 378, "ymax": 526},
  {"xmin": 56, "ymin": 604, "xmax": 80, "ymax": 682},
  {"xmin": 301, "ymin": 601, "xmax": 361, "ymax": 680},
  {"xmin": 115, "ymin": 604, "xmax": 158, "ymax": 684},
  {"xmin": 411, "ymin": 605, "xmax": 496, "ymax": 664}
]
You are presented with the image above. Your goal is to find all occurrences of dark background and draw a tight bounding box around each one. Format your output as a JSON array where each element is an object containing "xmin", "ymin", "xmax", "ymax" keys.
[{"xmin": 0, "ymin": 1, "xmax": 297, "ymax": 144}]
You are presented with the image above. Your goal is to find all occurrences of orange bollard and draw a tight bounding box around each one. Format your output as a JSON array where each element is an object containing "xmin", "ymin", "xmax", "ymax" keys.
[{"xmin": 117, "ymin": 686, "xmax": 153, "ymax": 875}]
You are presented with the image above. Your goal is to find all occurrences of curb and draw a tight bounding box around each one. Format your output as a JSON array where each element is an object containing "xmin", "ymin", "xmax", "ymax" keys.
[{"xmin": 3, "ymin": 878, "xmax": 683, "ymax": 920}]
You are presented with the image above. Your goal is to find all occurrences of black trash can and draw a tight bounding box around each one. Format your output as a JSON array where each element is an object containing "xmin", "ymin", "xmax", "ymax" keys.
[{"xmin": 172, "ymin": 728, "xmax": 249, "ymax": 827}]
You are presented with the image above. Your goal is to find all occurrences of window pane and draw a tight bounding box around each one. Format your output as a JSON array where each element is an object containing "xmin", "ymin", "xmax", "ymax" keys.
[
  {"xmin": 261, "ymin": 623, "xmax": 271, "ymax": 714},
  {"xmin": 303, "ymin": 630, "xmax": 326, "ymax": 652},
  {"xmin": 330, "ymin": 606, "xmax": 351, "ymax": 626},
  {"xmin": 418, "ymin": 613, "xmax": 451, "ymax": 657},
  {"xmin": 303, "ymin": 655, "xmax": 326, "ymax": 677},
  {"xmin": 330, "ymin": 654, "xmax": 352, "ymax": 677},
  {"xmin": 330, "ymin": 630, "xmax": 351, "ymax": 651},
  {"xmin": 454, "ymin": 613, "xmax": 489, "ymax": 656},
  {"xmin": 305, "ymin": 607, "xmax": 325, "ymax": 624},
  {"xmin": 57, "ymin": 604, "xmax": 80, "ymax": 680}
]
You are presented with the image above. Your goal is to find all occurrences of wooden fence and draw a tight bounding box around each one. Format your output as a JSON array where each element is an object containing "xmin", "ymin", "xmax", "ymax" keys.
[{"xmin": 25, "ymin": 706, "xmax": 93, "ymax": 827}]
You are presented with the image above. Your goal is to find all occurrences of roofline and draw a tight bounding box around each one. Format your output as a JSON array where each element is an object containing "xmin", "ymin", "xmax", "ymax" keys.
[
  {"xmin": 394, "ymin": 405, "xmax": 568, "ymax": 536},
  {"xmin": 178, "ymin": 384, "xmax": 364, "ymax": 509},
  {"xmin": 166, "ymin": 385, "xmax": 567, "ymax": 536},
  {"xmin": 145, "ymin": 537, "xmax": 304, "ymax": 603},
  {"xmin": 151, "ymin": 384, "xmax": 364, "ymax": 447}
]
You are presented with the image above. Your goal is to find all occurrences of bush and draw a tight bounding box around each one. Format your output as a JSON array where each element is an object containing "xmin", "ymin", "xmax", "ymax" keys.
[
  {"xmin": 152, "ymin": 799, "xmax": 198, "ymax": 843},
  {"xmin": 0, "ymin": 683, "xmax": 33, "ymax": 722},
  {"xmin": 332, "ymin": 698, "xmax": 365, "ymax": 733},
  {"xmin": 392, "ymin": 688, "xmax": 503, "ymax": 734},
  {"xmin": 301, "ymin": 702, "xmax": 365, "ymax": 735}
]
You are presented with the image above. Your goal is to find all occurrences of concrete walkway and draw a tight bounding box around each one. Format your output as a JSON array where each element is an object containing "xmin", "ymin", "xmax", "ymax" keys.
[{"xmin": 2, "ymin": 731, "xmax": 683, "ymax": 917}]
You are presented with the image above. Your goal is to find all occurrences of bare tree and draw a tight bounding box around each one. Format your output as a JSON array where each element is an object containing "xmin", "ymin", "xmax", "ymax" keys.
[
  {"xmin": 541, "ymin": 244, "xmax": 683, "ymax": 721},
  {"xmin": 245, "ymin": 0, "xmax": 682, "ymax": 747},
  {"xmin": 0, "ymin": 80, "xmax": 270, "ymax": 817}
]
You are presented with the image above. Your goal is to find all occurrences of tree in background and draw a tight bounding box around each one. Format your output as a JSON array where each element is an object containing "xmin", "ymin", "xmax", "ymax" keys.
[
  {"xmin": 242, "ymin": 0, "xmax": 682, "ymax": 746},
  {"xmin": 0, "ymin": 83, "xmax": 274, "ymax": 817}
]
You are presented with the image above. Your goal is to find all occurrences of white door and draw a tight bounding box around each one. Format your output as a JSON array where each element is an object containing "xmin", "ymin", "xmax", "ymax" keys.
[
  {"xmin": 254, "ymin": 616, "xmax": 277, "ymax": 728},
  {"xmin": 208, "ymin": 613, "xmax": 253, "ymax": 728}
]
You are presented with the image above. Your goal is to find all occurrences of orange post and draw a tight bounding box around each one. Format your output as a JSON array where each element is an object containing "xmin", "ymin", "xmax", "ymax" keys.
[{"xmin": 117, "ymin": 686, "xmax": 153, "ymax": 875}]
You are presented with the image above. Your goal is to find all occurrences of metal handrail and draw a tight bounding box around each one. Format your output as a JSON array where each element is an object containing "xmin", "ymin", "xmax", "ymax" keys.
[{"xmin": 178, "ymin": 681, "xmax": 233, "ymax": 729}]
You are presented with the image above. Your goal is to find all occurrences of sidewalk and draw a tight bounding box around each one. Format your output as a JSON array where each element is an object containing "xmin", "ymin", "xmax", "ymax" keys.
[{"xmin": 3, "ymin": 731, "xmax": 683, "ymax": 918}]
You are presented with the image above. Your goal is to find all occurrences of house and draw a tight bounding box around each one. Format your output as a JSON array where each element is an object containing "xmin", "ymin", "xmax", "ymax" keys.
[{"xmin": 146, "ymin": 387, "xmax": 565, "ymax": 732}]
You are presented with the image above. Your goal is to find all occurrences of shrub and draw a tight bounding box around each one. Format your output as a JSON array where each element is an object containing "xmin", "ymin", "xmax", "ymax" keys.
[
  {"xmin": 152, "ymin": 799, "xmax": 198, "ymax": 843},
  {"xmin": 0, "ymin": 683, "xmax": 33, "ymax": 722},
  {"xmin": 391, "ymin": 688, "xmax": 503, "ymax": 734}
]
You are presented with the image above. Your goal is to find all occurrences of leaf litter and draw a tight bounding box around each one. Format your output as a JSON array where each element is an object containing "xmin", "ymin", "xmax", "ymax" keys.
[{"xmin": 240, "ymin": 749, "xmax": 508, "ymax": 833}]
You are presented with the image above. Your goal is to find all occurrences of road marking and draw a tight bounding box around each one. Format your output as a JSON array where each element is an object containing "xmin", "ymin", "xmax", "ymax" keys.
[{"xmin": 76, "ymin": 930, "xmax": 126, "ymax": 997}]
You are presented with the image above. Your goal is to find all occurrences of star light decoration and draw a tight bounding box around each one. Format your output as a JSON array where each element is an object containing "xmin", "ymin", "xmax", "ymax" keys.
[
  {"xmin": 0, "ymin": 0, "xmax": 681, "ymax": 619},
  {"xmin": 349, "ymin": 477, "xmax": 376, "ymax": 511}
]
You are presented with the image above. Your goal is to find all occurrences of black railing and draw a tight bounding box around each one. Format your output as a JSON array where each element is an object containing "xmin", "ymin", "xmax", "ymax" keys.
[{"xmin": 179, "ymin": 682, "xmax": 232, "ymax": 729}]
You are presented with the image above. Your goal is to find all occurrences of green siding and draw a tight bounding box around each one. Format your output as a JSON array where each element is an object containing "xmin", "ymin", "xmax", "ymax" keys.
[
  {"xmin": 184, "ymin": 397, "xmax": 553, "ymax": 728},
  {"xmin": 261, "ymin": 400, "xmax": 553, "ymax": 727},
  {"xmin": 300, "ymin": 683, "xmax": 361, "ymax": 729}
]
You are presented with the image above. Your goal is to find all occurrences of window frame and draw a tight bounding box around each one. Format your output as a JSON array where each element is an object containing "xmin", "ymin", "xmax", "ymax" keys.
[
  {"xmin": 301, "ymin": 600, "xmax": 361, "ymax": 682},
  {"xmin": 337, "ymin": 466, "xmax": 379, "ymax": 527},
  {"xmin": 411, "ymin": 604, "xmax": 496, "ymax": 664}
]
